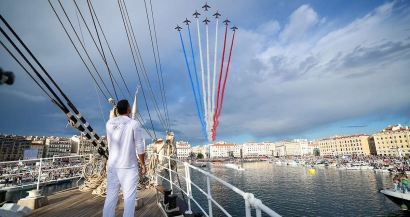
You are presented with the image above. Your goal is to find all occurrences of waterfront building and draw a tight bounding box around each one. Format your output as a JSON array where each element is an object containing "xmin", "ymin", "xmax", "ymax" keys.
[
  {"xmin": 317, "ymin": 134, "xmax": 375, "ymax": 157},
  {"xmin": 274, "ymin": 142, "xmax": 285, "ymax": 157},
  {"xmin": 29, "ymin": 143, "xmax": 45, "ymax": 159},
  {"xmin": 260, "ymin": 141, "xmax": 276, "ymax": 157},
  {"xmin": 0, "ymin": 134, "xmax": 31, "ymax": 161},
  {"xmin": 44, "ymin": 137, "xmax": 72, "ymax": 158},
  {"xmin": 243, "ymin": 142, "xmax": 260, "ymax": 157},
  {"xmin": 308, "ymin": 141, "xmax": 319, "ymax": 156},
  {"xmin": 176, "ymin": 141, "xmax": 192, "ymax": 159},
  {"xmin": 294, "ymin": 139, "xmax": 309, "ymax": 156},
  {"xmin": 373, "ymin": 124, "xmax": 410, "ymax": 156},
  {"xmin": 202, "ymin": 144, "xmax": 211, "ymax": 159},
  {"xmin": 70, "ymin": 135, "xmax": 99, "ymax": 156},
  {"xmin": 191, "ymin": 145, "xmax": 204, "ymax": 158},
  {"xmin": 233, "ymin": 144, "xmax": 243, "ymax": 158},
  {"xmin": 209, "ymin": 143, "xmax": 234, "ymax": 158},
  {"xmin": 283, "ymin": 140, "xmax": 302, "ymax": 156}
]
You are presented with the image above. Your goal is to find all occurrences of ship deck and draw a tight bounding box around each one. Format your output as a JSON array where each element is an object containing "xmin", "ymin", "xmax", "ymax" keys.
[{"xmin": 26, "ymin": 187, "xmax": 163, "ymax": 217}]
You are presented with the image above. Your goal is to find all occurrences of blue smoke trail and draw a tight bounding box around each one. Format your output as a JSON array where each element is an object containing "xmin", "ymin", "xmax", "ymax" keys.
[
  {"xmin": 179, "ymin": 31, "xmax": 207, "ymax": 139},
  {"xmin": 187, "ymin": 24, "xmax": 206, "ymax": 137}
]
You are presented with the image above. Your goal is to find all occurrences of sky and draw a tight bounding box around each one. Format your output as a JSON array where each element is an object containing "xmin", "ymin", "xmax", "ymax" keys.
[{"xmin": 0, "ymin": 0, "xmax": 409, "ymax": 147}]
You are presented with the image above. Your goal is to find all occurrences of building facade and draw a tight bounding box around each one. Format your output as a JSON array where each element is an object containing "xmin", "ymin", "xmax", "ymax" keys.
[
  {"xmin": 209, "ymin": 143, "xmax": 234, "ymax": 158},
  {"xmin": 0, "ymin": 134, "xmax": 31, "ymax": 161},
  {"xmin": 44, "ymin": 137, "xmax": 72, "ymax": 158},
  {"xmin": 373, "ymin": 124, "xmax": 410, "ymax": 156},
  {"xmin": 176, "ymin": 141, "xmax": 192, "ymax": 159},
  {"xmin": 318, "ymin": 134, "xmax": 376, "ymax": 157},
  {"xmin": 70, "ymin": 135, "xmax": 99, "ymax": 156}
]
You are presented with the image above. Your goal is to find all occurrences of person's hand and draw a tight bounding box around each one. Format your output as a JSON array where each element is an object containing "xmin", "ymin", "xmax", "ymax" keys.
[{"xmin": 140, "ymin": 164, "xmax": 146, "ymax": 175}]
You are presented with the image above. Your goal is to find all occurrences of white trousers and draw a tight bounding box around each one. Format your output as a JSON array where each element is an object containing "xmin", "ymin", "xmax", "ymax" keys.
[{"xmin": 103, "ymin": 167, "xmax": 139, "ymax": 217}]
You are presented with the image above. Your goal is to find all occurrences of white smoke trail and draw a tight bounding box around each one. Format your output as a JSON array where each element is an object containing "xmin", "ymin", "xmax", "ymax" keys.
[
  {"xmin": 206, "ymin": 23, "xmax": 212, "ymax": 141},
  {"xmin": 197, "ymin": 18, "xmax": 208, "ymax": 140}
]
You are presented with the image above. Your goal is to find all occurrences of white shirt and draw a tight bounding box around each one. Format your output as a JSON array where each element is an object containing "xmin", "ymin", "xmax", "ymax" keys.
[{"xmin": 106, "ymin": 116, "xmax": 145, "ymax": 168}]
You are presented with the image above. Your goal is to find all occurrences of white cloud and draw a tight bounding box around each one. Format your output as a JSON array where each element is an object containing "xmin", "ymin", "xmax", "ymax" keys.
[
  {"xmin": 256, "ymin": 20, "xmax": 281, "ymax": 36},
  {"xmin": 279, "ymin": 4, "xmax": 319, "ymax": 42}
]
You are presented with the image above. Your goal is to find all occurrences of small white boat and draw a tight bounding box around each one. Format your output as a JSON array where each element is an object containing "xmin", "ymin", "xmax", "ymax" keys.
[
  {"xmin": 225, "ymin": 164, "xmax": 245, "ymax": 171},
  {"xmin": 380, "ymin": 188, "xmax": 410, "ymax": 210}
]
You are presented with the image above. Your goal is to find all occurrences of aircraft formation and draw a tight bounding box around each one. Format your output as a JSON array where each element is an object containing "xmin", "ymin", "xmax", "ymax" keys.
[{"xmin": 175, "ymin": 3, "xmax": 238, "ymax": 142}]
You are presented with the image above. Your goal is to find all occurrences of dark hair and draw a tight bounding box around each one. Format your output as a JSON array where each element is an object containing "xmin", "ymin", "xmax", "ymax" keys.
[{"xmin": 117, "ymin": 99, "xmax": 130, "ymax": 115}]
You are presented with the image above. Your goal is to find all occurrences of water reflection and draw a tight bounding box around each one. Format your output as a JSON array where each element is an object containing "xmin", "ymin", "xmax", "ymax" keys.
[{"xmin": 174, "ymin": 162, "xmax": 407, "ymax": 217}]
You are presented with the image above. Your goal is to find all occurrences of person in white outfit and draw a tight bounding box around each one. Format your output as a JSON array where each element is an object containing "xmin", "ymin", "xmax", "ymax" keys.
[{"xmin": 103, "ymin": 99, "xmax": 146, "ymax": 217}]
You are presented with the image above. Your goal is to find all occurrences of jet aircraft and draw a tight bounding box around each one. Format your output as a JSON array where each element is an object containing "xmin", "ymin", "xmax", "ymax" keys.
[
  {"xmin": 213, "ymin": 11, "xmax": 221, "ymax": 18},
  {"xmin": 193, "ymin": 10, "xmax": 201, "ymax": 18},
  {"xmin": 183, "ymin": 18, "xmax": 191, "ymax": 25},
  {"xmin": 202, "ymin": 2, "xmax": 210, "ymax": 11},
  {"xmin": 203, "ymin": 17, "xmax": 210, "ymax": 25},
  {"xmin": 223, "ymin": 19, "xmax": 230, "ymax": 25}
]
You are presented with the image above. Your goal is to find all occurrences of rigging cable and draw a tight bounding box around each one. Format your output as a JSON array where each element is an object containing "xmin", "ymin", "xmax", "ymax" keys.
[
  {"xmin": 0, "ymin": 40, "xmax": 53, "ymax": 100},
  {"xmin": 0, "ymin": 18, "xmax": 106, "ymax": 157},
  {"xmin": 120, "ymin": 0, "xmax": 168, "ymax": 132},
  {"xmin": 120, "ymin": 0, "xmax": 167, "ymax": 132},
  {"xmin": 2, "ymin": 10, "xmax": 107, "ymax": 152},
  {"xmin": 76, "ymin": 0, "xmax": 154, "ymax": 138},
  {"xmin": 73, "ymin": 0, "xmax": 105, "ymax": 124},
  {"xmin": 117, "ymin": 0, "xmax": 157, "ymax": 139},
  {"xmin": 148, "ymin": 0, "xmax": 170, "ymax": 131},
  {"xmin": 48, "ymin": 0, "xmax": 112, "ymax": 101},
  {"xmin": 83, "ymin": 0, "xmax": 153, "ymax": 139},
  {"xmin": 143, "ymin": 0, "xmax": 170, "ymax": 132},
  {"xmin": 84, "ymin": 0, "xmax": 118, "ymax": 102},
  {"xmin": 57, "ymin": 0, "xmax": 125, "ymax": 101}
]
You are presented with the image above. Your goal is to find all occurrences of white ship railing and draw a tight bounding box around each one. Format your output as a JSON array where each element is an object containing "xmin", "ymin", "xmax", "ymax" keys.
[
  {"xmin": 0, "ymin": 154, "xmax": 91, "ymax": 190},
  {"xmin": 154, "ymin": 153, "xmax": 281, "ymax": 217}
]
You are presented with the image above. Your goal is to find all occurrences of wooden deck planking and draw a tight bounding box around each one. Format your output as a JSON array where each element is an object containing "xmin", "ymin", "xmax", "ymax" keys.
[{"xmin": 26, "ymin": 188, "xmax": 162, "ymax": 217}]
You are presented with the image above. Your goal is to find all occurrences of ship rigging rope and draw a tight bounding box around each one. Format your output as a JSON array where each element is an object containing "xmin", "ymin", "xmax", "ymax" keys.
[
  {"xmin": 119, "ymin": 0, "xmax": 169, "ymax": 133},
  {"xmin": 75, "ymin": 0, "xmax": 152, "ymax": 138},
  {"xmin": 142, "ymin": 0, "xmax": 171, "ymax": 132},
  {"xmin": 56, "ymin": 0, "xmax": 126, "ymax": 101},
  {"xmin": 85, "ymin": 0, "xmax": 132, "ymax": 100},
  {"xmin": 0, "ymin": 41, "xmax": 53, "ymax": 100},
  {"xmin": 117, "ymin": 0, "xmax": 158, "ymax": 139},
  {"xmin": 1, "ymin": 15, "xmax": 107, "ymax": 158},
  {"xmin": 48, "ymin": 0, "xmax": 112, "ymax": 101},
  {"xmin": 73, "ymin": 0, "xmax": 105, "ymax": 123},
  {"xmin": 85, "ymin": 0, "xmax": 118, "ymax": 102}
]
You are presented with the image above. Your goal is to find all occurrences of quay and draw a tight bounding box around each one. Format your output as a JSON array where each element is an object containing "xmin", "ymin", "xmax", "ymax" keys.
[{"xmin": 26, "ymin": 188, "xmax": 162, "ymax": 217}]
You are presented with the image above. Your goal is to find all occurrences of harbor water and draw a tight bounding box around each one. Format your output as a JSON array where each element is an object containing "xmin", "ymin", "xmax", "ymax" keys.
[
  {"xmin": 175, "ymin": 161, "xmax": 406, "ymax": 217},
  {"xmin": 3, "ymin": 179, "xmax": 84, "ymax": 202}
]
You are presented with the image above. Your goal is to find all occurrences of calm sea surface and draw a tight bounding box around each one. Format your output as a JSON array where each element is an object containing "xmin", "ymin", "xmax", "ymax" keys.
[{"xmin": 172, "ymin": 161, "xmax": 406, "ymax": 217}]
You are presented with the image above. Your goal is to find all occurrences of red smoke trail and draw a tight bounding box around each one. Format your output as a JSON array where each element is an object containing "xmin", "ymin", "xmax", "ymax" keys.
[
  {"xmin": 213, "ymin": 28, "xmax": 236, "ymax": 141},
  {"xmin": 212, "ymin": 24, "xmax": 228, "ymax": 140}
]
